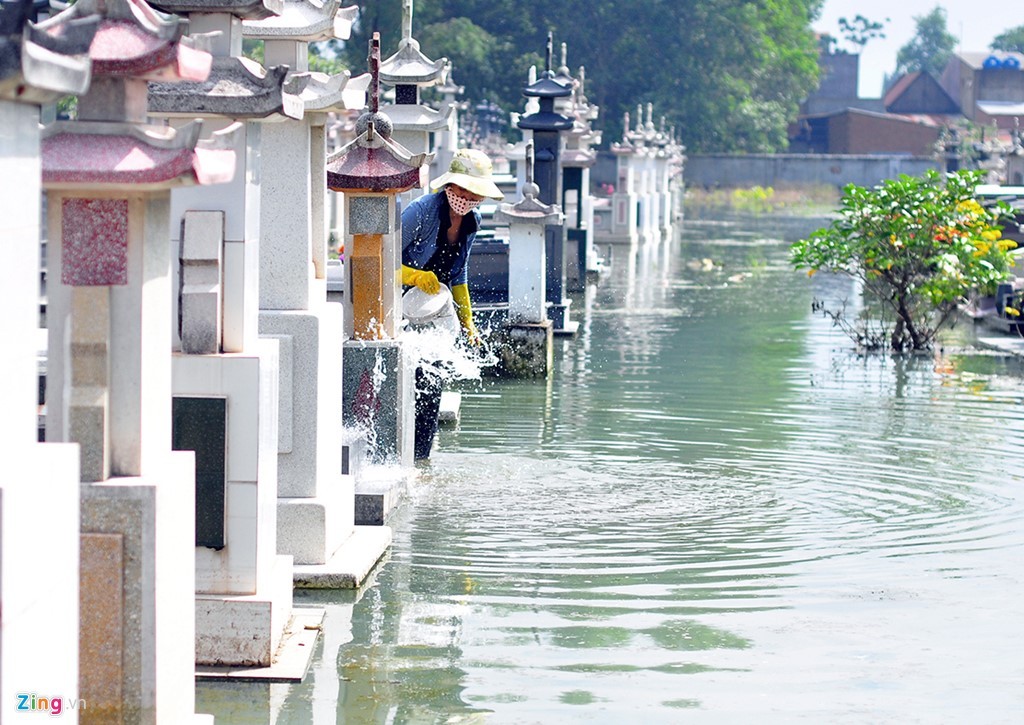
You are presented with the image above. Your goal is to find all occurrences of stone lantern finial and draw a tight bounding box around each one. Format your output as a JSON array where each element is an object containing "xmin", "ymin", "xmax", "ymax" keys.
[
  {"xmin": 524, "ymin": 140, "xmax": 538, "ymax": 196},
  {"xmin": 356, "ymin": 32, "xmax": 394, "ymax": 141},
  {"xmin": 545, "ymin": 31, "xmax": 553, "ymax": 75},
  {"xmin": 401, "ymin": 0, "xmax": 413, "ymax": 43},
  {"xmin": 368, "ymin": 31, "xmax": 380, "ymax": 113}
]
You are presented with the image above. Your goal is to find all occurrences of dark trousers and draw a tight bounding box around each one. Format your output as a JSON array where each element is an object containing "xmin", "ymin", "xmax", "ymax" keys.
[{"xmin": 414, "ymin": 366, "xmax": 444, "ymax": 459}]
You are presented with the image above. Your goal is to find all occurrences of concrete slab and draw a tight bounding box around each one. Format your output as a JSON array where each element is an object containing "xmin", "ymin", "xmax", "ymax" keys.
[
  {"xmin": 353, "ymin": 466, "xmax": 416, "ymax": 525},
  {"xmin": 195, "ymin": 607, "xmax": 325, "ymax": 683},
  {"xmin": 292, "ymin": 525, "xmax": 392, "ymax": 589},
  {"xmin": 975, "ymin": 335, "xmax": 1024, "ymax": 357},
  {"xmin": 553, "ymin": 320, "xmax": 581, "ymax": 337}
]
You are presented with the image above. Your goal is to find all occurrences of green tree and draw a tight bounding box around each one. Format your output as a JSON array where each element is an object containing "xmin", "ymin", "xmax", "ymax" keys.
[
  {"xmin": 791, "ymin": 170, "xmax": 1016, "ymax": 352},
  {"xmin": 329, "ymin": 0, "xmax": 823, "ymax": 153},
  {"xmin": 895, "ymin": 6, "xmax": 957, "ymax": 77},
  {"xmin": 991, "ymin": 24, "xmax": 1024, "ymax": 53}
]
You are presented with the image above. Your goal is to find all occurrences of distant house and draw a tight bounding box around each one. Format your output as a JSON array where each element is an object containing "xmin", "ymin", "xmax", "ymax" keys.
[
  {"xmin": 883, "ymin": 72, "xmax": 960, "ymax": 115},
  {"xmin": 940, "ymin": 51, "xmax": 1024, "ymax": 129},
  {"xmin": 790, "ymin": 108, "xmax": 945, "ymax": 155},
  {"xmin": 791, "ymin": 48, "xmax": 964, "ymax": 156}
]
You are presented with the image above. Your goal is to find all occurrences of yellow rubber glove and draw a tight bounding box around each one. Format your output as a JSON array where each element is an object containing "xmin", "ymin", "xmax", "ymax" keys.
[
  {"xmin": 401, "ymin": 265, "xmax": 440, "ymax": 294},
  {"xmin": 451, "ymin": 283, "xmax": 480, "ymax": 344}
]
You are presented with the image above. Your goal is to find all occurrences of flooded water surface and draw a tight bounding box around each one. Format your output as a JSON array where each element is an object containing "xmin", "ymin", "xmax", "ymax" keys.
[{"xmin": 200, "ymin": 216, "xmax": 1024, "ymax": 723}]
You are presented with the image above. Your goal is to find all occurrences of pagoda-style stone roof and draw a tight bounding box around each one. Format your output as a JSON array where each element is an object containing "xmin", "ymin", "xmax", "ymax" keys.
[
  {"xmin": 149, "ymin": 57, "xmax": 302, "ymax": 118},
  {"xmin": 379, "ymin": 38, "xmax": 445, "ymax": 86},
  {"xmin": 562, "ymin": 148, "xmax": 596, "ymax": 169},
  {"xmin": 522, "ymin": 73, "xmax": 571, "ymax": 100},
  {"xmin": 0, "ymin": 0, "xmax": 97, "ymax": 103},
  {"xmin": 326, "ymin": 116, "xmax": 429, "ymax": 192},
  {"xmin": 242, "ymin": 0, "xmax": 356, "ymax": 42},
  {"xmin": 42, "ymin": 120, "xmax": 238, "ymax": 189},
  {"xmin": 493, "ymin": 181, "xmax": 562, "ymax": 227},
  {"xmin": 36, "ymin": 0, "xmax": 210, "ymax": 81},
  {"xmin": 148, "ymin": 0, "xmax": 284, "ymax": 21},
  {"xmin": 294, "ymin": 69, "xmax": 367, "ymax": 112},
  {"xmin": 379, "ymin": 100, "xmax": 452, "ymax": 132},
  {"xmin": 517, "ymin": 105, "xmax": 573, "ymax": 132}
]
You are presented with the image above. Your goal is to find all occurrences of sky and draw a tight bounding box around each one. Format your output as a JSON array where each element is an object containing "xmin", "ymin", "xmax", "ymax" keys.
[{"xmin": 813, "ymin": 1, "xmax": 1024, "ymax": 98}]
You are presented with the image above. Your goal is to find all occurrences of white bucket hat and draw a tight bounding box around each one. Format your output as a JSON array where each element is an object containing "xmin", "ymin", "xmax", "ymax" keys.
[{"xmin": 429, "ymin": 148, "xmax": 504, "ymax": 199}]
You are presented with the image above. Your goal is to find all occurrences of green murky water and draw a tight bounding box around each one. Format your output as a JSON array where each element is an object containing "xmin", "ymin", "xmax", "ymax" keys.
[{"xmin": 199, "ymin": 215, "xmax": 1024, "ymax": 723}]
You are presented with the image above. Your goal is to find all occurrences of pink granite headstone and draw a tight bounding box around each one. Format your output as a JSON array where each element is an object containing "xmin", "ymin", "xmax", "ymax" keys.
[{"xmin": 61, "ymin": 197, "xmax": 129, "ymax": 286}]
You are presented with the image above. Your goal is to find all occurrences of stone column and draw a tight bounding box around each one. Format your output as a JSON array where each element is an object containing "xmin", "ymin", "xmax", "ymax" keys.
[{"xmin": 0, "ymin": 3, "xmax": 93, "ymax": 714}]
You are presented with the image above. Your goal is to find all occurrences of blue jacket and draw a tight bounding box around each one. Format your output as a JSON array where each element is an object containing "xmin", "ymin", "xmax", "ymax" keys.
[{"xmin": 401, "ymin": 191, "xmax": 480, "ymax": 287}]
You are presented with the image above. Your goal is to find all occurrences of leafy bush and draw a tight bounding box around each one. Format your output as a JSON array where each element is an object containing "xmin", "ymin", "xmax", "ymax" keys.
[{"xmin": 791, "ymin": 170, "xmax": 1016, "ymax": 352}]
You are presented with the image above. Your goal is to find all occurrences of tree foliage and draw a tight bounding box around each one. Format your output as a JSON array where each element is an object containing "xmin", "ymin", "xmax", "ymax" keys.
[
  {"xmin": 330, "ymin": 0, "xmax": 824, "ymax": 153},
  {"xmin": 838, "ymin": 14, "xmax": 888, "ymax": 49},
  {"xmin": 895, "ymin": 6, "xmax": 957, "ymax": 78},
  {"xmin": 991, "ymin": 24, "xmax": 1024, "ymax": 54},
  {"xmin": 791, "ymin": 170, "xmax": 1016, "ymax": 352}
]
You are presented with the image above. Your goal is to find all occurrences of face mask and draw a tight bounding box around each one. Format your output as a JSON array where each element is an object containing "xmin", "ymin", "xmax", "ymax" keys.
[{"xmin": 445, "ymin": 186, "xmax": 483, "ymax": 216}]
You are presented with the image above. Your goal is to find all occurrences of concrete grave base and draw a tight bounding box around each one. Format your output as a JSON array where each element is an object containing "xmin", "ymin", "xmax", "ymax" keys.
[
  {"xmin": 195, "ymin": 554, "xmax": 294, "ymax": 667},
  {"xmin": 495, "ymin": 320, "xmax": 554, "ymax": 378},
  {"xmin": 293, "ymin": 525, "xmax": 393, "ymax": 589},
  {"xmin": 277, "ymin": 473, "xmax": 354, "ymax": 565},
  {"xmin": 341, "ymin": 339, "xmax": 415, "ymax": 468},
  {"xmin": 195, "ymin": 607, "xmax": 326, "ymax": 682},
  {"xmin": 354, "ymin": 465, "xmax": 418, "ymax": 526}
]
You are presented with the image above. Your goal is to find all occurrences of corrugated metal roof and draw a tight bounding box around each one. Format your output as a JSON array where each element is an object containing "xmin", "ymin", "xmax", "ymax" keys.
[
  {"xmin": 977, "ymin": 100, "xmax": 1024, "ymax": 116},
  {"xmin": 957, "ymin": 51, "xmax": 1024, "ymax": 70}
]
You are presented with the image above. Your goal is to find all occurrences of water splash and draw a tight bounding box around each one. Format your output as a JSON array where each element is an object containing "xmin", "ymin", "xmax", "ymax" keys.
[{"xmin": 402, "ymin": 324, "xmax": 497, "ymax": 393}]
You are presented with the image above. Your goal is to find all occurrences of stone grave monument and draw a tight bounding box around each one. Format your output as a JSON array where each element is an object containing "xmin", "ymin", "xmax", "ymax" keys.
[
  {"xmin": 243, "ymin": 0, "xmax": 391, "ymax": 577},
  {"xmin": 147, "ymin": 0, "xmax": 305, "ymax": 672},
  {"xmin": 492, "ymin": 143, "xmax": 562, "ymax": 378},
  {"xmin": 517, "ymin": 34, "xmax": 577, "ymax": 336},
  {"xmin": 327, "ymin": 32, "xmax": 429, "ymax": 520},
  {"xmin": 379, "ymin": 0, "xmax": 450, "ymax": 200},
  {"xmin": 39, "ymin": 0, "xmax": 234, "ymax": 720}
]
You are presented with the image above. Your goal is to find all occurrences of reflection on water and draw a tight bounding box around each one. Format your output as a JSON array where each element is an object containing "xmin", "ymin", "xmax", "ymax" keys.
[{"xmin": 199, "ymin": 216, "xmax": 1024, "ymax": 723}]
